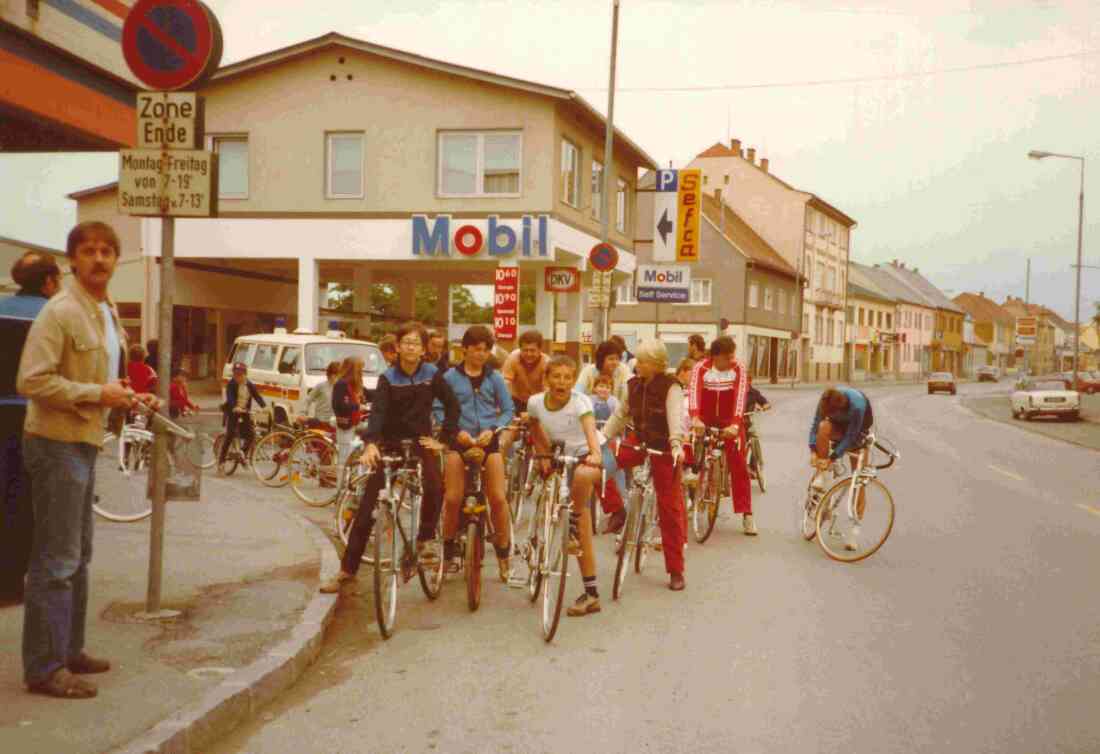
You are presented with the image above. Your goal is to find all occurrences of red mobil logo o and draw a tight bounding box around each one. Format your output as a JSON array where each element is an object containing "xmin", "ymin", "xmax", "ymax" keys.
[{"xmin": 454, "ymin": 225, "xmax": 483, "ymax": 256}]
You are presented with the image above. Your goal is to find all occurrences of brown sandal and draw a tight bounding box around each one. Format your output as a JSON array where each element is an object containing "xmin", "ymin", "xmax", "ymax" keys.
[{"xmin": 29, "ymin": 668, "xmax": 98, "ymax": 699}]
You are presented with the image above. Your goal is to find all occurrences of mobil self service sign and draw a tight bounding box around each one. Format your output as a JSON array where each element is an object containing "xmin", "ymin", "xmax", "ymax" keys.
[{"xmin": 635, "ymin": 265, "xmax": 691, "ymax": 303}]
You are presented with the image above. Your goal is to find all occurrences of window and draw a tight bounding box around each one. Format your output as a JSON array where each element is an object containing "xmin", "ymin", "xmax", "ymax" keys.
[
  {"xmin": 616, "ymin": 283, "xmax": 637, "ymax": 305},
  {"xmin": 804, "ymin": 253, "xmax": 813, "ymax": 286},
  {"xmin": 814, "ymin": 311, "xmax": 823, "ymax": 345},
  {"xmin": 886, "ymin": 312, "xmax": 893, "ymax": 329},
  {"xmin": 326, "ymin": 132, "xmax": 364, "ymax": 198},
  {"xmin": 835, "ymin": 316, "xmax": 843, "ymax": 345},
  {"xmin": 229, "ymin": 342, "xmax": 256, "ymax": 366},
  {"xmin": 748, "ymin": 283, "xmax": 759, "ymax": 308},
  {"xmin": 803, "ymin": 313, "xmax": 809, "ymax": 333},
  {"xmin": 839, "ymin": 226, "xmax": 849, "ymax": 250},
  {"xmin": 616, "ymin": 177, "xmax": 628, "ymax": 233},
  {"xmin": 763, "ymin": 287, "xmax": 774, "ymax": 311},
  {"xmin": 780, "ymin": 290, "xmax": 788, "ymax": 315},
  {"xmin": 591, "ymin": 161, "xmax": 603, "ymax": 219},
  {"xmin": 825, "ymin": 266, "xmax": 836, "ymax": 291},
  {"xmin": 251, "ymin": 344, "xmax": 278, "ymax": 371},
  {"xmin": 690, "ymin": 279, "xmax": 712, "ymax": 305},
  {"xmin": 859, "ymin": 308, "xmax": 865, "ymax": 326},
  {"xmin": 438, "ymin": 131, "xmax": 521, "ymax": 196},
  {"xmin": 825, "ymin": 314, "xmax": 833, "ymax": 345},
  {"xmin": 816, "ymin": 262, "xmax": 826, "ymax": 290},
  {"xmin": 876, "ymin": 311, "xmax": 883, "ymax": 328},
  {"xmin": 561, "ymin": 138, "xmax": 580, "ymax": 207},
  {"xmin": 277, "ymin": 346, "xmax": 300, "ymax": 375},
  {"xmin": 212, "ymin": 136, "xmax": 248, "ymax": 199}
]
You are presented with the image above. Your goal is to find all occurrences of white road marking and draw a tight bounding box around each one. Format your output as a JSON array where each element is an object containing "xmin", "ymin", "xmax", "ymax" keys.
[
  {"xmin": 989, "ymin": 465, "xmax": 1025, "ymax": 482},
  {"xmin": 1076, "ymin": 504, "xmax": 1100, "ymax": 518}
]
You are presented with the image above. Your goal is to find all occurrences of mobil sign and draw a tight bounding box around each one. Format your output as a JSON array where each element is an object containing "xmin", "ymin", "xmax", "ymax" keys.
[
  {"xmin": 636, "ymin": 264, "xmax": 691, "ymax": 303},
  {"xmin": 411, "ymin": 214, "xmax": 549, "ymax": 259}
]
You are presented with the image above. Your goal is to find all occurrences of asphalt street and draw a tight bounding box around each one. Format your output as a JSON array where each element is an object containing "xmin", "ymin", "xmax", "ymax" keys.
[{"xmin": 207, "ymin": 381, "xmax": 1100, "ymax": 754}]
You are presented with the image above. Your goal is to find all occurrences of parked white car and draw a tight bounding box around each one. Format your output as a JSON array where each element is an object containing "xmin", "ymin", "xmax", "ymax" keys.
[{"xmin": 1010, "ymin": 379, "xmax": 1080, "ymax": 422}]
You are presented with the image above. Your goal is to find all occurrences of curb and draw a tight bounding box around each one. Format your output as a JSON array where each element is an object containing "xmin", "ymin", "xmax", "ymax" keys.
[
  {"xmin": 110, "ymin": 510, "xmax": 339, "ymax": 754},
  {"xmin": 958, "ymin": 397, "xmax": 1100, "ymax": 453}
]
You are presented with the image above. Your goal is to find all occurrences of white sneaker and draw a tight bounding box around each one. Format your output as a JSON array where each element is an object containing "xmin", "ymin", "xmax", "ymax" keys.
[
  {"xmin": 810, "ymin": 472, "xmax": 827, "ymax": 492},
  {"xmin": 844, "ymin": 524, "xmax": 861, "ymax": 551},
  {"xmin": 742, "ymin": 514, "xmax": 758, "ymax": 536}
]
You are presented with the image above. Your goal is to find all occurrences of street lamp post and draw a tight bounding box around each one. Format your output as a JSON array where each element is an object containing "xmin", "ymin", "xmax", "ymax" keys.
[{"xmin": 1028, "ymin": 149, "xmax": 1085, "ymax": 388}]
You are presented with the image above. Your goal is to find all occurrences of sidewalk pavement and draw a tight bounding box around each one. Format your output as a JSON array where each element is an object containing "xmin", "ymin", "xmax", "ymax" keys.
[{"xmin": 0, "ymin": 473, "xmax": 338, "ymax": 754}]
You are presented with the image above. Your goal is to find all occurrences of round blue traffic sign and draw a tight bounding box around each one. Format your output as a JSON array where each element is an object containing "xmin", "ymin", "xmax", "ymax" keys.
[
  {"xmin": 122, "ymin": 0, "xmax": 223, "ymax": 90},
  {"xmin": 589, "ymin": 242, "xmax": 619, "ymax": 272}
]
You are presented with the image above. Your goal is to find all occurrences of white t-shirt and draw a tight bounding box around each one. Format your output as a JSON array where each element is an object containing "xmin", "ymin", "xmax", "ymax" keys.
[
  {"xmin": 100, "ymin": 301, "xmax": 121, "ymax": 381},
  {"xmin": 527, "ymin": 391, "xmax": 598, "ymax": 457}
]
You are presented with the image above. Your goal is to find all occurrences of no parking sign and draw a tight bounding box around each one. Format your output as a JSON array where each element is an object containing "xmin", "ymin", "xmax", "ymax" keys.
[{"xmin": 122, "ymin": 0, "xmax": 223, "ymax": 90}]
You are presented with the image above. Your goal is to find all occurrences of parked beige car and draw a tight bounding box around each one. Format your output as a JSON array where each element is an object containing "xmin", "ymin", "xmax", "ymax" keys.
[{"xmin": 1011, "ymin": 379, "xmax": 1080, "ymax": 422}]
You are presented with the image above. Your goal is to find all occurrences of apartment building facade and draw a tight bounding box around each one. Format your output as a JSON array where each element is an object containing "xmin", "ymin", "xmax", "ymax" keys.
[
  {"xmin": 845, "ymin": 279, "xmax": 897, "ymax": 380},
  {"xmin": 877, "ymin": 261, "xmax": 965, "ymax": 374},
  {"xmin": 688, "ymin": 140, "xmax": 856, "ymax": 382},
  {"xmin": 857, "ymin": 263, "xmax": 935, "ymax": 378},
  {"xmin": 952, "ymin": 292, "xmax": 1014, "ymax": 371},
  {"xmin": 1002, "ymin": 296, "xmax": 1057, "ymax": 375}
]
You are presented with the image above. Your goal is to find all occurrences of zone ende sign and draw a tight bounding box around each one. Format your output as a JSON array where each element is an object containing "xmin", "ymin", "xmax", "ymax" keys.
[
  {"xmin": 411, "ymin": 215, "xmax": 548, "ymax": 259},
  {"xmin": 136, "ymin": 91, "xmax": 203, "ymax": 149},
  {"xmin": 636, "ymin": 264, "xmax": 691, "ymax": 303}
]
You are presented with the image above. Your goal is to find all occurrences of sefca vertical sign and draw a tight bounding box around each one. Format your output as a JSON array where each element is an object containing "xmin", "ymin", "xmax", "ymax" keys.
[{"xmin": 676, "ymin": 169, "xmax": 701, "ymax": 262}]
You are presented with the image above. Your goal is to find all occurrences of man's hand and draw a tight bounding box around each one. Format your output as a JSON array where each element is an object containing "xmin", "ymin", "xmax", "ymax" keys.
[
  {"xmin": 812, "ymin": 455, "xmax": 830, "ymax": 471},
  {"xmin": 419, "ymin": 436, "xmax": 444, "ymax": 453},
  {"xmin": 692, "ymin": 417, "xmax": 705, "ymax": 437},
  {"xmin": 361, "ymin": 443, "xmax": 381, "ymax": 469},
  {"xmin": 476, "ymin": 429, "xmax": 494, "ymax": 447},
  {"xmin": 135, "ymin": 393, "xmax": 161, "ymax": 411},
  {"xmin": 721, "ymin": 423, "xmax": 740, "ymax": 439},
  {"xmin": 585, "ymin": 451, "xmax": 602, "ymax": 468},
  {"xmin": 457, "ymin": 431, "xmax": 475, "ymax": 448},
  {"xmin": 101, "ymin": 381, "xmax": 134, "ymax": 409},
  {"xmin": 671, "ymin": 447, "xmax": 685, "ymax": 467},
  {"xmin": 761, "ymin": 403, "xmax": 771, "ymax": 412}
]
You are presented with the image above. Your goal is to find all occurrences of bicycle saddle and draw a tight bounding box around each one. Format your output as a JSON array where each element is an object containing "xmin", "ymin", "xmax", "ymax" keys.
[{"xmin": 462, "ymin": 447, "xmax": 486, "ymax": 465}]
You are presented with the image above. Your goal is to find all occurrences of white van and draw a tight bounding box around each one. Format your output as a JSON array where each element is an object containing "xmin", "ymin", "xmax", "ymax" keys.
[{"xmin": 222, "ymin": 328, "xmax": 385, "ymax": 426}]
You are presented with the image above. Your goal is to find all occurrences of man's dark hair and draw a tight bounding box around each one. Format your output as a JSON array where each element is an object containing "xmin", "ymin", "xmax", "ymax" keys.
[
  {"xmin": 817, "ymin": 387, "xmax": 849, "ymax": 419},
  {"xmin": 395, "ymin": 321, "xmax": 428, "ymax": 349},
  {"xmin": 378, "ymin": 333, "xmax": 397, "ymax": 353},
  {"xmin": 709, "ymin": 335, "xmax": 736, "ymax": 357},
  {"xmin": 594, "ymin": 340, "xmax": 624, "ymax": 372},
  {"xmin": 461, "ymin": 324, "xmax": 494, "ymax": 349},
  {"xmin": 688, "ymin": 334, "xmax": 706, "ymax": 351},
  {"xmin": 11, "ymin": 252, "xmax": 61, "ymax": 296},
  {"xmin": 518, "ymin": 330, "xmax": 544, "ymax": 348},
  {"xmin": 66, "ymin": 221, "xmax": 120, "ymax": 258},
  {"xmin": 427, "ymin": 328, "xmax": 446, "ymax": 343},
  {"xmin": 609, "ymin": 334, "xmax": 627, "ymax": 351}
]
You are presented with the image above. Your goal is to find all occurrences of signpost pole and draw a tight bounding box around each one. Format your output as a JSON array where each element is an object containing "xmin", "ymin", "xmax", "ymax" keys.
[
  {"xmin": 143, "ymin": 215, "xmax": 176, "ymax": 618},
  {"xmin": 593, "ymin": 0, "xmax": 620, "ymax": 344}
]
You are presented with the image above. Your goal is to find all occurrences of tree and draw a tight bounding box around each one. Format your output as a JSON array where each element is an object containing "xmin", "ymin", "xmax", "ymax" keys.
[
  {"xmin": 520, "ymin": 283, "xmax": 536, "ymax": 325},
  {"xmin": 415, "ymin": 283, "xmax": 439, "ymax": 324},
  {"xmin": 451, "ymin": 285, "xmax": 492, "ymax": 324}
]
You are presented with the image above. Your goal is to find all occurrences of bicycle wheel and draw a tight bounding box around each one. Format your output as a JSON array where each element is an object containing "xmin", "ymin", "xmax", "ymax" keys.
[
  {"xmin": 541, "ymin": 500, "xmax": 569, "ymax": 642},
  {"xmin": 751, "ymin": 437, "xmax": 766, "ymax": 493},
  {"xmin": 373, "ymin": 504, "xmax": 399, "ymax": 639},
  {"xmin": 465, "ymin": 515, "xmax": 484, "ymax": 612},
  {"xmin": 215, "ymin": 434, "xmax": 240, "ymax": 477},
  {"xmin": 93, "ymin": 436, "xmax": 152, "ymax": 522},
  {"xmin": 416, "ymin": 491, "xmax": 445, "ymax": 601},
  {"xmin": 634, "ymin": 491, "xmax": 655, "ymax": 574},
  {"xmin": 816, "ymin": 478, "xmax": 895, "ymax": 563},
  {"xmin": 526, "ymin": 480, "xmax": 548, "ymax": 603},
  {"xmin": 692, "ymin": 461, "xmax": 720, "ymax": 544},
  {"xmin": 612, "ymin": 497, "xmax": 640, "ymax": 600},
  {"xmin": 190, "ymin": 432, "xmax": 217, "ymax": 470},
  {"xmin": 288, "ymin": 433, "xmax": 340, "ymax": 507},
  {"xmin": 251, "ymin": 430, "xmax": 296, "ymax": 487}
]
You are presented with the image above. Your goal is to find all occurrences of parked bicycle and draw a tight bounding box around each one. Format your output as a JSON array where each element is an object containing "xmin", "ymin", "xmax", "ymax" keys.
[
  {"xmin": 287, "ymin": 427, "xmax": 343, "ymax": 506},
  {"xmin": 799, "ymin": 433, "xmax": 899, "ymax": 563},
  {"xmin": 252, "ymin": 417, "xmax": 334, "ymax": 489}
]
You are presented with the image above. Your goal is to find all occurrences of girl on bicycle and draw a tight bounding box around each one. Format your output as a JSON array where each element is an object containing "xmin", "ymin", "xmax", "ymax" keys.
[
  {"xmin": 601, "ymin": 339, "xmax": 688, "ymax": 592},
  {"xmin": 526, "ymin": 355, "xmax": 606, "ymax": 616}
]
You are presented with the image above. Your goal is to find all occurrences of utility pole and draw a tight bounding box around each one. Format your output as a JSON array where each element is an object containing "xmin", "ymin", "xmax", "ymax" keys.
[
  {"xmin": 1073, "ymin": 161, "xmax": 1084, "ymax": 387},
  {"xmin": 592, "ymin": 0, "xmax": 620, "ymax": 344}
]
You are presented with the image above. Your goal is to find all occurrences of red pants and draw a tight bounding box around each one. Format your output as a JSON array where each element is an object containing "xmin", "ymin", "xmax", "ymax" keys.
[
  {"xmin": 597, "ymin": 474, "xmax": 624, "ymax": 514},
  {"xmin": 723, "ymin": 435, "xmax": 752, "ymax": 515},
  {"xmin": 650, "ymin": 455, "xmax": 686, "ymax": 575}
]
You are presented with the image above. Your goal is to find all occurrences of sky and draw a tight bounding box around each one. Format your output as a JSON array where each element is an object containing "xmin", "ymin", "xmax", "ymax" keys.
[{"xmin": 2, "ymin": 0, "xmax": 1098, "ymax": 322}]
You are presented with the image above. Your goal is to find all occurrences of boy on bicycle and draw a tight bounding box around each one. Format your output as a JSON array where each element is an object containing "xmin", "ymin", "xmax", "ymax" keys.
[
  {"xmin": 436, "ymin": 325, "xmax": 515, "ymax": 581},
  {"xmin": 687, "ymin": 336, "xmax": 755, "ymax": 536},
  {"xmin": 525, "ymin": 355, "xmax": 606, "ymax": 616},
  {"xmin": 219, "ymin": 362, "xmax": 265, "ymax": 468},
  {"xmin": 601, "ymin": 340, "xmax": 689, "ymax": 591},
  {"xmin": 320, "ymin": 321, "xmax": 459, "ymax": 593}
]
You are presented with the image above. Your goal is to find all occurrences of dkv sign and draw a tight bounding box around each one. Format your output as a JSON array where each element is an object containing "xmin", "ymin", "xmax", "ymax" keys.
[{"xmin": 544, "ymin": 266, "xmax": 580, "ymax": 293}]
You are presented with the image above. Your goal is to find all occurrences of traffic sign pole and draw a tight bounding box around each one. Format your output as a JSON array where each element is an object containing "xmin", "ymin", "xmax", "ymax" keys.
[{"xmin": 593, "ymin": 0, "xmax": 620, "ymax": 345}]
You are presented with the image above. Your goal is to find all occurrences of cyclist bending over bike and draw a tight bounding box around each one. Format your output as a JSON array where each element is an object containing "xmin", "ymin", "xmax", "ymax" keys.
[
  {"xmin": 219, "ymin": 362, "xmax": 265, "ymax": 467},
  {"xmin": 320, "ymin": 321, "xmax": 459, "ymax": 593},
  {"xmin": 601, "ymin": 339, "xmax": 689, "ymax": 592},
  {"xmin": 808, "ymin": 386, "xmax": 873, "ymax": 550},
  {"xmin": 436, "ymin": 325, "xmax": 515, "ymax": 580},
  {"xmin": 526, "ymin": 355, "xmax": 606, "ymax": 617},
  {"xmin": 296, "ymin": 360, "xmax": 339, "ymax": 431},
  {"xmin": 687, "ymin": 336, "xmax": 756, "ymax": 535}
]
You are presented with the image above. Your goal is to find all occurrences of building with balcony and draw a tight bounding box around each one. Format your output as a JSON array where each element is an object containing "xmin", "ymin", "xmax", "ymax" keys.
[
  {"xmin": 688, "ymin": 140, "xmax": 856, "ymax": 382},
  {"xmin": 876, "ymin": 261, "xmax": 965, "ymax": 374},
  {"xmin": 952, "ymin": 292, "xmax": 1015, "ymax": 372},
  {"xmin": 69, "ymin": 32, "xmax": 657, "ymax": 373}
]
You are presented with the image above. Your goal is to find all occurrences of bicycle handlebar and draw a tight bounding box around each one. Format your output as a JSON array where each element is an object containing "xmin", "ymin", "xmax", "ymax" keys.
[{"xmin": 132, "ymin": 403, "xmax": 195, "ymax": 441}]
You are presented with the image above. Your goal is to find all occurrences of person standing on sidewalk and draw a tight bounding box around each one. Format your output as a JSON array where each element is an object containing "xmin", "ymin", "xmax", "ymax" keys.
[
  {"xmin": 17, "ymin": 222, "xmax": 158, "ymax": 699},
  {"xmin": 0, "ymin": 252, "xmax": 62, "ymax": 606}
]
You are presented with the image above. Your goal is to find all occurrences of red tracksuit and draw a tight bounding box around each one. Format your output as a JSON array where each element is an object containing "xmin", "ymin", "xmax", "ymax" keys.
[{"xmin": 688, "ymin": 358, "xmax": 752, "ymax": 515}]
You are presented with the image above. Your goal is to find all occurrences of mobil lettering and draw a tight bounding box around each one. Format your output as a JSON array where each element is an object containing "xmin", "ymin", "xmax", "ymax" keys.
[
  {"xmin": 642, "ymin": 268, "xmax": 686, "ymax": 285},
  {"xmin": 411, "ymin": 214, "xmax": 549, "ymax": 258}
]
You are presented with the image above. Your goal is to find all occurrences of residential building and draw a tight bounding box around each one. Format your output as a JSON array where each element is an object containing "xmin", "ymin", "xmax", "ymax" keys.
[
  {"xmin": 961, "ymin": 315, "xmax": 988, "ymax": 378},
  {"xmin": 609, "ymin": 176, "xmax": 801, "ymax": 374},
  {"xmin": 1, "ymin": 0, "xmax": 137, "ymax": 150},
  {"xmin": 844, "ymin": 274, "xmax": 897, "ymax": 381},
  {"xmin": 876, "ymin": 261, "xmax": 965, "ymax": 374},
  {"xmin": 1002, "ymin": 296, "xmax": 1057, "ymax": 375},
  {"xmin": 952, "ymin": 292, "xmax": 1015, "ymax": 372},
  {"xmin": 688, "ymin": 140, "xmax": 856, "ymax": 381},
  {"xmin": 859, "ymin": 263, "xmax": 936, "ymax": 377},
  {"xmin": 1079, "ymin": 322, "xmax": 1099, "ymax": 370},
  {"xmin": 70, "ymin": 32, "xmax": 657, "ymax": 372}
]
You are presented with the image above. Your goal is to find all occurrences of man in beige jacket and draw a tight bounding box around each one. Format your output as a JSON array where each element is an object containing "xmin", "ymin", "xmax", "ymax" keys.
[{"xmin": 17, "ymin": 221, "xmax": 157, "ymax": 699}]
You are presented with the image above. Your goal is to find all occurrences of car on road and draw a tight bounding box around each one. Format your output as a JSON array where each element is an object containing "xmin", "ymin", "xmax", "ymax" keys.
[
  {"xmin": 927, "ymin": 371, "xmax": 957, "ymax": 395},
  {"xmin": 1011, "ymin": 379, "xmax": 1080, "ymax": 421},
  {"xmin": 1059, "ymin": 371, "xmax": 1100, "ymax": 394},
  {"xmin": 976, "ymin": 366, "xmax": 1000, "ymax": 382}
]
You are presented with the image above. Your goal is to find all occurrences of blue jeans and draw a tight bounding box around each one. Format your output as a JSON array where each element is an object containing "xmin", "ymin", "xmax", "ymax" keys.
[{"xmin": 22, "ymin": 435, "xmax": 97, "ymax": 686}]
